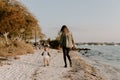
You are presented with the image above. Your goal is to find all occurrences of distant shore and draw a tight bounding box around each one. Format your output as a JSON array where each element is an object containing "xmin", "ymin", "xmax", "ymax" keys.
[{"xmin": 76, "ymin": 42, "xmax": 120, "ymax": 46}]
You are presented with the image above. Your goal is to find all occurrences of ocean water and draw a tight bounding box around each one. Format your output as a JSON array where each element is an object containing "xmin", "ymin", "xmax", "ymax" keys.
[
  {"xmin": 78, "ymin": 45, "xmax": 120, "ymax": 67},
  {"xmin": 77, "ymin": 45, "xmax": 120, "ymax": 80}
]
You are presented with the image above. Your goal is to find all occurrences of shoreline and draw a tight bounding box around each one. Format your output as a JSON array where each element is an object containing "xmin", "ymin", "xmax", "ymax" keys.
[
  {"xmin": 0, "ymin": 49, "xmax": 109, "ymax": 80},
  {"xmin": 64, "ymin": 51, "xmax": 107, "ymax": 80}
]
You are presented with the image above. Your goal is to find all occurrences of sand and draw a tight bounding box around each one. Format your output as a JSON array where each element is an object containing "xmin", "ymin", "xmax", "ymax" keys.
[
  {"xmin": 65, "ymin": 51, "xmax": 107, "ymax": 80},
  {"xmin": 0, "ymin": 49, "xmax": 71, "ymax": 80},
  {"xmin": 0, "ymin": 49, "xmax": 107, "ymax": 80}
]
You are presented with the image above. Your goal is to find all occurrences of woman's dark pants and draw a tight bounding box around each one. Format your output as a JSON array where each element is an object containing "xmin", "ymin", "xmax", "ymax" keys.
[{"xmin": 62, "ymin": 47, "xmax": 72, "ymax": 67}]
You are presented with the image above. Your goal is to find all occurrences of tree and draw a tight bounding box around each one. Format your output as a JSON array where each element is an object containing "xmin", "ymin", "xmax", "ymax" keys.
[{"xmin": 0, "ymin": 0, "xmax": 44, "ymax": 40}]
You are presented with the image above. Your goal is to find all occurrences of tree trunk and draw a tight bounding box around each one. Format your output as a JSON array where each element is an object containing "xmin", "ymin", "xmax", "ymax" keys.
[{"xmin": 3, "ymin": 32, "xmax": 9, "ymax": 46}]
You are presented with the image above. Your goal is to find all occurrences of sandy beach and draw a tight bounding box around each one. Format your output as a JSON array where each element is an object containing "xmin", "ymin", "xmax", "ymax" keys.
[
  {"xmin": 1, "ymin": 0, "xmax": 120, "ymax": 80},
  {"xmin": 0, "ymin": 49, "xmax": 108, "ymax": 80},
  {"xmin": 0, "ymin": 49, "xmax": 71, "ymax": 80}
]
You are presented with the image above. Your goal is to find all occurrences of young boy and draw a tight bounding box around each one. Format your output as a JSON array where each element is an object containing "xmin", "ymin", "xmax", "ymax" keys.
[{"xmin": 42, "ymin": 46, "xmax": 51, "ymax": 67}]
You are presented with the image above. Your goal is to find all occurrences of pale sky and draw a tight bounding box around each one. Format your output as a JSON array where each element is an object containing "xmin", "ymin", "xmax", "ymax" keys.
[{"xmin": 20, "ymin": 0, "xmax": 120, "ymax": 42}]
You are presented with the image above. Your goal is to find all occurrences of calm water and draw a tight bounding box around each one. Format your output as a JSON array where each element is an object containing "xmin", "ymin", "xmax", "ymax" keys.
[{"xmin": 78, "ymin": 45, "xmax": 120, "ymax": 68}]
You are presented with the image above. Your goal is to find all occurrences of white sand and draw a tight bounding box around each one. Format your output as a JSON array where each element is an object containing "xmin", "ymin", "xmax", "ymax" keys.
[
  {"xmin": 0, "ymin": 49, "xmax": 109, "ymax": 80},
  {"xmin": 0, "ymin": 49, "xmax": 71, "ymax": 80}
]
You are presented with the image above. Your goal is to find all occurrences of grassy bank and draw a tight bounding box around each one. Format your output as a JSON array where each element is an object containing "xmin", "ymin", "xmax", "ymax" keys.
[{"xmin": 0, "ymin": 40, "xmax": 34, "ymax": 57}]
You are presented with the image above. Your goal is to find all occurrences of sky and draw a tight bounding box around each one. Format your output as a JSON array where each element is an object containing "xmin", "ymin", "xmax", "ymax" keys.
[{"xmin": 20, "ymin": 0, "xmax": 120, "ymax": 42}]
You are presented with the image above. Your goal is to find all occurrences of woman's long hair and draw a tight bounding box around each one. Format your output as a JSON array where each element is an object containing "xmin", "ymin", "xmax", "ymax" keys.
[{"xmin": 60, "ymin": 25, "xmax": 69, "ymax": 33}]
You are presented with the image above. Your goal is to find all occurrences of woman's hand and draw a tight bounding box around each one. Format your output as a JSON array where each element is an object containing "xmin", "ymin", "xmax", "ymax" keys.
[{"xmin": 72, "ymin": 44, "xmax": 76, "ymax": 50}]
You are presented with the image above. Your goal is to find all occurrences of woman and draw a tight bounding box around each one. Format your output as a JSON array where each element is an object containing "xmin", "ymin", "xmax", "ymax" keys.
[{"xmin": 60, "ymin": 25, "xmax": 75, "ymax": 68}]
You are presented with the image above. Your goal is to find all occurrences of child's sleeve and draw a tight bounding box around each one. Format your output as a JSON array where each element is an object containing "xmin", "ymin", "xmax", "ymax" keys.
[{"xmin": 42, "ymin": 52, "xmax": 44, "ymax": 56}]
